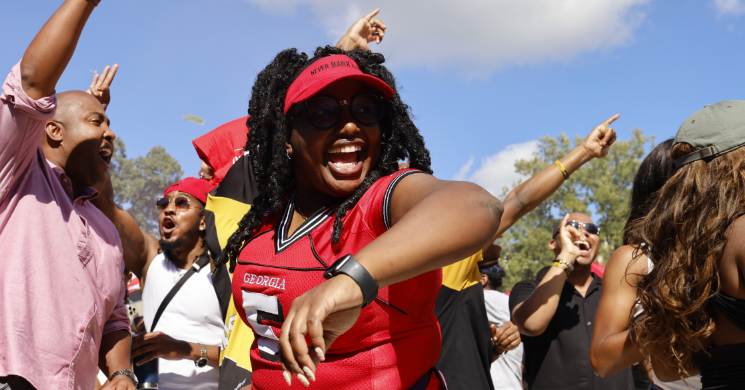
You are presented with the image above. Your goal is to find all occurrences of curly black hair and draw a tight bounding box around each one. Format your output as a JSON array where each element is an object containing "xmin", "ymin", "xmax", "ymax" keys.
[{"xmin": 215, "ymin": 46, "xmax": 432, "ymax": 272}]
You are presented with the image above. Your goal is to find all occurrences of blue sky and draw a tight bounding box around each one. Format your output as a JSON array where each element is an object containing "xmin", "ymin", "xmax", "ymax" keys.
[{"xmin": 3, "ymin": 0, "xmax": 745, "ymax": 194}]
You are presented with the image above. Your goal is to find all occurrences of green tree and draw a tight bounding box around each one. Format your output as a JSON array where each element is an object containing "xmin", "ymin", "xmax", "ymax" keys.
[
  {"xmin": 109, "ymin": 138, "xmax": 183, "ymax": 236},
  {"xmin": 498, "ymin": 128, "xmax": 653, "ymax": 291}
]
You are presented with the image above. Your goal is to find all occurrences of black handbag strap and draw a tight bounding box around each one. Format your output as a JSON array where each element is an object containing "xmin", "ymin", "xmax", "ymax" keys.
[{"xmin": 150, "ymin": 252, "xmax": 210, "ymax": 332}]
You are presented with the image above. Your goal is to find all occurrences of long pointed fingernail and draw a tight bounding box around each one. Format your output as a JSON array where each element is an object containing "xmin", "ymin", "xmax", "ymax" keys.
[
  {"xmin": 303, "ymin": 366, "xmax": 316, "ymax": 382},
  {"xmin": 283, "ymin": 371, "xmax": 292, "ymax": 386},
  {"xmin": 315, "ymin": 347, "xmax": 325, "ymax": 361},
  {"xmin": 297, "ymin": 373, "xmax": 310, "ymax": 387}
]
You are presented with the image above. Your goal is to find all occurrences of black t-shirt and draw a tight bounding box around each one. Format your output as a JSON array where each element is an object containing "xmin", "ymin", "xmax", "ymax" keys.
[{"xmin": 508, "ymin": 273, "xmax": 633, "ymax": 390}]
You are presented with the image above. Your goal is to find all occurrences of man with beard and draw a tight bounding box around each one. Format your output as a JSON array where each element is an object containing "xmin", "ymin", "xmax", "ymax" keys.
[
  {"xmin": 0, "ymin": 1, "xmax": 137, "ymax": 389},
  {"xmin": 509, "ymin": 213, "xmax": 634, "ymax": 390},
  {"xmin": 93, "ymin": 177, "xmax": 223, "ymax": 390}
]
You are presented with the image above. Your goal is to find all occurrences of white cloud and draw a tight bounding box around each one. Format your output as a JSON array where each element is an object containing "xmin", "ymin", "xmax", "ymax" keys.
[
  {"xmin": 243, "ymin": 0, "xmax": 651, "ymax": 76},
  {"xmin": 456, "ymin": 141, "xmax": 539, "ymax": 196},
  {"xmin": 713, "ymin": 0, "xmax": 745, "ymax": 16},
  {"xmin": 453, "ymin": 156, "xmax": 474, "ymax": 181}
]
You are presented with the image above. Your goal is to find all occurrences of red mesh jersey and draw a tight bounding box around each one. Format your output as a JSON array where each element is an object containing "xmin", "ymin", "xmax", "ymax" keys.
[{"xmin": 232, "ymin": 170, "xmax": 443, "ymax": 390}]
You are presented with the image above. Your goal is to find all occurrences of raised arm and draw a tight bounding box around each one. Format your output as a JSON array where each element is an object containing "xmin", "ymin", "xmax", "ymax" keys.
[
  {"xmin": 590, "ymin": 245, "xmax": 648, "ymax": 377},
  {"xmin": 21, "ymin": 0, "xmax": 98, "ymax": 100},
  {"xmin": 279, "ymin": 175, "xmax": 502, "ymax": 382},
  {"xmin": 495, "ymin": 114, "xmax": 618, "ymax": 239},
  {"xmin": 92, "ymin": 172, "xmax": 160, "ymax": 282},
  {"xmin": 336, "ymin": 8, "xmax": 386, "ymax": 52},
  {"xmin": 511, "ymin": 214, "xmax": 580, "ymax": 336}
]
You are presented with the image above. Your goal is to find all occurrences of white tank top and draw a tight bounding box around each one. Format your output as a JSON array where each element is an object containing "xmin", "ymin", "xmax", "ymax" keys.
[
  {"xmin": 143, "ymin": 252, "xmax": 223, "ymax": 390},
  {"xmin": 632, "ymin": 251, "xmax": 702, "ymax": 390}
]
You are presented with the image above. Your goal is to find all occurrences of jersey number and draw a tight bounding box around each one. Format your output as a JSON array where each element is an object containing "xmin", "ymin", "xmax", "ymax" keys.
[{"xmin": 241, "ymin": 291, "xmax": 285, "ymax": 362}]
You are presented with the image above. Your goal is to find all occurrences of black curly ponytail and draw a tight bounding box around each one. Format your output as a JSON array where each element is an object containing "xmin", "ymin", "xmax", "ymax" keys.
[{"xmin": 215, "ymin": 46, "xmax": 432, "ymax": 272}]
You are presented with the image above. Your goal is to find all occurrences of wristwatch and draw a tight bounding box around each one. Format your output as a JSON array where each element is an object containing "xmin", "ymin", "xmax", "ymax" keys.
[
  {"xmin": 195, "ymin": 343, "xmax": 208, "ymax": 367},
  {"xmin": 323, "ymin": 254, "xmax": 379, "ymax": 308},
  {"xmin": 109, "ymin": 369, "xmax": 138, "ymax": 387}
]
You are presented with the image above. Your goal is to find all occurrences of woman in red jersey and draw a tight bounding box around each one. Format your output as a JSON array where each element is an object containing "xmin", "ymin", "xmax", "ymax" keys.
[{"xmin": 215, "ymin": 46, "xmax": 502, "ymax": 389}]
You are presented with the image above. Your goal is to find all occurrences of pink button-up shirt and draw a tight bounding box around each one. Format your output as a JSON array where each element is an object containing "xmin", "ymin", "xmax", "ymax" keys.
[{"xmin": 0, "ymin": 63, "xmax": 129, "ymax": 390}]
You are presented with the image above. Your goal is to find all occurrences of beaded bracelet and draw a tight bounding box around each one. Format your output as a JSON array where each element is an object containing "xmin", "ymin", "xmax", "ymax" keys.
[{"xmin": 555, "ymin": 259, "xmax": 575, "ymax": 273}]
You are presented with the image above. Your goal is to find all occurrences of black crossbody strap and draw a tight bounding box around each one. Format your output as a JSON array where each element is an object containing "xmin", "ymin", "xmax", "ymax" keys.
[{"xmin": 150, "ymin": 253, "xmax": 210, "ymax": 332}]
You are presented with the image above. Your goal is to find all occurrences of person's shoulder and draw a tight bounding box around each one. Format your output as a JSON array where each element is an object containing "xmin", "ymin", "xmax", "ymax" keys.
[
  {"xmin": 365, "ymin": 169, "xmax": 424, "ymax": 196},
  {"xmin": 606, "ymin": 244, "xmax": 650, "ymax": 278},
  {"xmin": 510, "ymin": 278, "xmax": 539, "ymax": 296}
]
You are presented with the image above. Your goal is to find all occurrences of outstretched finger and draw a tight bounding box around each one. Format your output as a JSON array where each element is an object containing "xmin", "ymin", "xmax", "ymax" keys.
[
  {"xmin": 101, "ymin": 64, "xmax": 119, "ymax": 88},
  {"xmin": 279, "ymin": 309, "xmax": 304, "ymax": 385},
  {"xmin": 88, "ymin": 74, "xmax": 100, "ymax": 93},
  {"xmin": 363, "ymin": 8, "xmax": 380, "ymax": 22},
  {"xmin": 96, "ymin": 66, "xmax": 111, "ymax": 88},
  {"xmin": 602, "ymin": 114, "xmax": 620, "ymax": 127},
  {"xmin": 287, "ymin": 306, "xmax": 315, "ymax": 385}
]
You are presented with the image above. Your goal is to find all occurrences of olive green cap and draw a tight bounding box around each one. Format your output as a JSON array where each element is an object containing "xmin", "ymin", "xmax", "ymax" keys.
[{"xmin": 673, "ymin": 100, "xmax": 745, "ymax": 168}]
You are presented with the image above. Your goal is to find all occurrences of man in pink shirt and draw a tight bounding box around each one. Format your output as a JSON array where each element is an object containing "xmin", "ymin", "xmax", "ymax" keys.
[{"xmin": 0, "ymin": 1, "xmax": 136, "ymax": 390}]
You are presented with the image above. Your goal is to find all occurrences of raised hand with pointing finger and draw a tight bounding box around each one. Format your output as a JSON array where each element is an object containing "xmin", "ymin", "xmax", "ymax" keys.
[
  {"xmin": 581, "ymin": 114, "xmax": 619, "ymax": 159},
  {"xmin": 86, "ymin": 64, "xmax": 118, "ymax": 110},
  {"xmin": 336, "ymin": 8, "xmax": 387, "ymax": 52}
]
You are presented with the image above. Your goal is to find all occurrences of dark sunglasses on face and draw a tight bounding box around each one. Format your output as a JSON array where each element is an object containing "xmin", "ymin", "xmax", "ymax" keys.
[
  {"xmin": 288, "ymin": 93, "xmax": 384, "ymax": 130},
  {"xmin": 553, "ymin": 220, "xmax": 600, "ymax": 238},
  {"xmin": 155, "ymin": 196, "xmax": 193, "ymax": 212}
]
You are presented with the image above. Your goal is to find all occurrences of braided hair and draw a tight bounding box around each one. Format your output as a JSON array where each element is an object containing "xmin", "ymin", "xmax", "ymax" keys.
[{"xmin": 215, "ymin": 46, "xmax": 432, "ymax": 272}]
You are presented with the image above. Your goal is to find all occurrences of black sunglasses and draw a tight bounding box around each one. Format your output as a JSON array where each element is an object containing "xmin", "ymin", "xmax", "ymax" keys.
[
  {"xmin": 287, "ymin": 93, "xmax": 384, "ymax": 130},
  {"xmin": 553, "ymin": 220, "xmax": 600, "ymax": 238},
  {"xmin": 156, "ymin": 196, "xmax": 193, "ymax": 212}
]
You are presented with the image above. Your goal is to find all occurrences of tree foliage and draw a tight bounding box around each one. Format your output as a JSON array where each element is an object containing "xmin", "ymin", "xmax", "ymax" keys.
[
  {"xmin": 499, "ymin": 128, "xmax": 653, "ymax": 291},
  {"xmin": 109, "ymin": 138, "xmax": 183, "ymax": 236}
]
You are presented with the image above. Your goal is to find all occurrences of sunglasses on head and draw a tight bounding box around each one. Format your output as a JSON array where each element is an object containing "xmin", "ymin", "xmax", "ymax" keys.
[
  {"xmin": 553, "ymin": 220, "xmax": 600, "ymax": 238},
  {"xmin": 155, "ymin": 196, "xmax": 194, "ymax": 212},
  {"xmin": 287, "ymin": 93, "xmax": 384, "ymax": 130}
]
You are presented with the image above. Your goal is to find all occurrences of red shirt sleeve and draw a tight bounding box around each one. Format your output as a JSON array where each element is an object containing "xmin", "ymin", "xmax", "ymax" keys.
[{"xmin": 358, "ymin": 169, "xmax": 423, "ymax": 238}]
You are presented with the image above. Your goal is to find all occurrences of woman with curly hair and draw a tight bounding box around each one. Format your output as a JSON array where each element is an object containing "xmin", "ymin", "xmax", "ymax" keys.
[
  {"xmin": 625, "ymin": 101, "xmax": 745, "ymax": 390},
  {"xmin": 590, "ymin": 139, "xmax": 701, "ymax": 389},
  {"xmin": 214, "ymin": 45, "xmax": 502, "ymax": 389}
]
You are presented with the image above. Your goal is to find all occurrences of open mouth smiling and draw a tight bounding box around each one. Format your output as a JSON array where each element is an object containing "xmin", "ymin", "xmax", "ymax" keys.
[
  {"xmin": 325, "ymin": 142, "xmax": 364, "ymax": 175},
  {"xmin": 99, "ymin": 142, "xmax": 113, "ymax": 166},
  {"xmin": 573, "ymin": 240, "xmax": 591, "ymax": 256}
]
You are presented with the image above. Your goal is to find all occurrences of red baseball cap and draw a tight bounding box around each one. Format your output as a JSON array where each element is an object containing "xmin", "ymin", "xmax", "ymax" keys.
[
  {"xmin": 284, "ymin": 54, "xmax": 395, "ymax": 114},
  {"xmin": 163, "ymin": 177, "xmax": 211, "ymax": 204}
]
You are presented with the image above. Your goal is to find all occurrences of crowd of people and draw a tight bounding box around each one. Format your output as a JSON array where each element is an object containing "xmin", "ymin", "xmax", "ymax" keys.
[{"xmin": 1, "ymin": 1, "xmax": 744, "ymax": 390}]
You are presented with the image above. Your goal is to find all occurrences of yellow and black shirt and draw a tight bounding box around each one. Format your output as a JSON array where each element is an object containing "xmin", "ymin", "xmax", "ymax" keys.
[{"xmin": 204, "ymin": 155, "xmax": 257, "ymax": 390}]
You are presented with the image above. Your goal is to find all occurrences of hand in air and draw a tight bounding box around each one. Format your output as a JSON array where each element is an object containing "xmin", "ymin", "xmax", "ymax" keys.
[
  {"xmin": 557, "ymin": 213, "xmax": 581, "ymax": 265},
  {"xmin": 86, "ymin": 64, "xmax": 118, "ymax": 110},
  {"xmin": 279, "ymin": 275, "xmax": 365, "ymax": 387},
  {"xmin": 337, "ymin": 8, "xmax": 387, "ymax": 52},
  {"xmin": 131, "ymin": 331, "xmax": 192, "ymax": 365},
  {"xmin": 581, "ymin": 114, "xmax": 619, "ymax": 159},
  {"xmin": 491, "ymin": 321, "xmax": 521, "ymax": 357}
]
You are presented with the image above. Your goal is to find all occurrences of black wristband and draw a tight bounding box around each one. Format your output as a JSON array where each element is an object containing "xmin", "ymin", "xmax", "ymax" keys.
[{"xmin": 323, "ymin": 254, "xmax": 379, "ymax": 308}]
